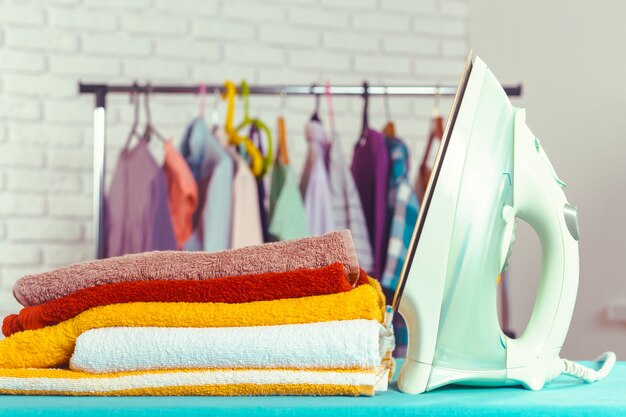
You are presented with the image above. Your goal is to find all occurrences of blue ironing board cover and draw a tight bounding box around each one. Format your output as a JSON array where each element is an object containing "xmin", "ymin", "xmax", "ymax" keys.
[{"xmin": 1, "ymin": 360, "xmax": 624, "ymax": 417}]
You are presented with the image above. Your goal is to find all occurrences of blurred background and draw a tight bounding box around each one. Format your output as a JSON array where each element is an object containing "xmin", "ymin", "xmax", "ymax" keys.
[{"xmin": 0, "ymin": 0, "xmax": 623, "ymax": 358}]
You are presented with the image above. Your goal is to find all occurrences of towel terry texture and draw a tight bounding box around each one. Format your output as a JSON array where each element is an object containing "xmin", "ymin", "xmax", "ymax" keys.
[
  {"xmin": 3, "ymin": 263, "xmax": 360, "ymax": 336},
  {"xmin": 13, "ymin": 230, "xmax": 359, "ymax": 307},
  {"xmin": 0, "ymin": 278, "xmax": 384, "ymax": 369},
  {"xmin": 0, "ymin": 367, "xmax": 386, "ymax": 397},
  {"xmin": 69, "ymin": 320, "xmax": 382, "ymax": 373}
]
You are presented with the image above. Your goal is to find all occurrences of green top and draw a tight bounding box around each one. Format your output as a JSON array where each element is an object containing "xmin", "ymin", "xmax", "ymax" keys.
[{"xmin": 268, "ymin": 161, "xmax": 309, "ymax": 241}]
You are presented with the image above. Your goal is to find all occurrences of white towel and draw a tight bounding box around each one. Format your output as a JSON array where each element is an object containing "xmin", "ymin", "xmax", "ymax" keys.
[
  {"xmin": 0, "ymin": 367, "xmax": 388, "ymax": 396},
  {"xmin": 70, "ymin": 320, "xmax": 383, "ymax": 374}
]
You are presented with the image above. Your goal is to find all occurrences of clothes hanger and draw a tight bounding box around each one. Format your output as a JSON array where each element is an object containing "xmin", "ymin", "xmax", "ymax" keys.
[
  {"xmin": 382, "ymin": 85, "xmax": 397, "ymax": 138},
  {"xmin": 310, "ymin": 83, "xmax": 321, "ymax": 122},
  {"xmin": 198, "ymin": 83, "xmax": 207, "ymax": 118},
  {"xmin": 252, "ymin": 111, "xmax": 275, "ymax": 176},
  {"xmin": 421, "ymin": 117, "xmax": 444, "ymax": 170},
  {"xmin": 359, "ymin": 81, "xmax": 369, "ymax": 142},
  {"xmin": 141, "ymin": 82, "xmax": 167, "ymax": 143},
  {"xmin": 222, "ymin": 80, "xmax": 263, "ymax": 177},
  {"xmin": 234, "ymin": 80, "xmax": 255, "ymax": 133},
  {"xmin": 277, "ymin": 88, "xmax": 289, "ymax": 165},
  {"xmin": 417, "ymin": 85, "xmax": 445, "ymax": 200},
  {"xmin": 233, "ymin": 80, "xmax": 274, "ymax": 176},
  {"xmin": 432, "ymin": 82, "xmax": 441, "ymax": 119},
  {"xmin": 124, "ymin": 82, "xmax": 142, "ymax": 149},
  {"xmin": 325, "ymin": 80, "xmax": 336, "ymax": 140},
  {"xmin": 210, "ymin": 87, "xmax": 220, "ymax": 129},
  {"xmin": 430, "ymin": 84, "xmax": 445, "ymax": 139}
]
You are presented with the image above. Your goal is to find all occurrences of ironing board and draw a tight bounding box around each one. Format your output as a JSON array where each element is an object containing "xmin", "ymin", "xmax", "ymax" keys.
[{"xmin": 1, "ymin": 360, "xmax": 624, "ymax": 417}]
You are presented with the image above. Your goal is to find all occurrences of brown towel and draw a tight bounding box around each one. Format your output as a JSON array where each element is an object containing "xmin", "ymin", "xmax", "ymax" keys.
[{"xmin": 13, "ymin": 230, "xmax": 359, "ymax": 307}]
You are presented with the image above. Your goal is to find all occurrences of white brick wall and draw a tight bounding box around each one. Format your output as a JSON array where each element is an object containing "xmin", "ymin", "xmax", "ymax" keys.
[{"xmin": 0, "ymin": 0, "xmax": 468, "ymax": 316}]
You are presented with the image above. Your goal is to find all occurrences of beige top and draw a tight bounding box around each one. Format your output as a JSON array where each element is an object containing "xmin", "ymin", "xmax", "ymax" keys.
[{"xmin": 227, "ymin": 147, "xmax": 264, "ymax": 249}]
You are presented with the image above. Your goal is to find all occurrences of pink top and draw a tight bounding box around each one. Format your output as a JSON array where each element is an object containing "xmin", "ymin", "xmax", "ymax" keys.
[
  {"xmin": 300, "ymin": 121, "xmax": 335, "ymax": 237},
  {"xmin": 163, "ymin": 140, "xmax": 198, "ymax": 249}
]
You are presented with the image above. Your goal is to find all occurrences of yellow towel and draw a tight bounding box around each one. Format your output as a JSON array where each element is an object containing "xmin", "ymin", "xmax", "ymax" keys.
[
  {"xmin": 0, "ymin": 278, "xmax": 384, "ymax": 369},
  {"xmin": 0, "ymin": 367, "xmax": 381, "ymax": 396}
]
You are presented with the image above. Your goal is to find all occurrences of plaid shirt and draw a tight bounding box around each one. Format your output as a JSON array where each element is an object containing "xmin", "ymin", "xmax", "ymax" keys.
[
  {"xmin": 381, "ymin": 137, "xmax": 419, "ymax": 291},
  {"xmin": 381, "ymin": 137, "xmax": 419, "ymax": 356}
]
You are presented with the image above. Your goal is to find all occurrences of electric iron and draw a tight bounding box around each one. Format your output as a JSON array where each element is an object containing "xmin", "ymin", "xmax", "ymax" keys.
[{"xmin": 393, "ymin": 53, "xmax": 615, "ymax": 394}]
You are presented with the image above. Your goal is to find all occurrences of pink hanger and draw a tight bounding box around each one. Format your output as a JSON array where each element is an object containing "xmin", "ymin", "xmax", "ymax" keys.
[
  {"xmin": 198, "ymin": 83, "xmax": 207, "ymax": 117},
  {"xmin": 325, "ymin": 80, "xmax": 335, "ymax": 135}
]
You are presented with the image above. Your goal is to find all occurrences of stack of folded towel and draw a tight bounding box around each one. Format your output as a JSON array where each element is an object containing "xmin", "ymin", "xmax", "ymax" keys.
[{"xmin": 0, "ymin": 230, "xmax": 395, "ymax": 397}]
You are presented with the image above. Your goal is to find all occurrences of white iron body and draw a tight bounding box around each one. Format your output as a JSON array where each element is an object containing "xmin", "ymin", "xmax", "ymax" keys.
[{"xmin": 395, "ymin": 56, "xmax": 580, "ymax": 394}]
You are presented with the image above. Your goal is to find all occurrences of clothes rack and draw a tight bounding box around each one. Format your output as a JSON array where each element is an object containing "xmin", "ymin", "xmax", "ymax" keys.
[{"xmin": 78, "ymin": 81, "xmax": 523, "ymax": 260}]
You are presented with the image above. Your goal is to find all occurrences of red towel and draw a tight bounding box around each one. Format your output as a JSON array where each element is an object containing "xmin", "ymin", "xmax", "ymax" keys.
[{"xmin": 2, "ymin": 264, "xmax": 368, "ymax": 337}]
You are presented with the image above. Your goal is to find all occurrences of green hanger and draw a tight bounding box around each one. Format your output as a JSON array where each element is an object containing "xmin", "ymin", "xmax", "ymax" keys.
[{"xmin": 235, "ymin": 80, "xmax": 274, "ymax": 176}]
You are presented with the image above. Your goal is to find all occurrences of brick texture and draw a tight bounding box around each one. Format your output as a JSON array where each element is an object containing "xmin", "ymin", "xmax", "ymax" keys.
[{"xmin": 0, "ymin": 0, "xmax": 469, "ymax": 316}]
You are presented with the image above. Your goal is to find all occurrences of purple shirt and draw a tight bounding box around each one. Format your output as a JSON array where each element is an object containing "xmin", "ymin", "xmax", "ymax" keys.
[
  {"xmin": 250, "ymin": 124, "xmax": 269, "ymax": 243},
  {"xmin": 350, "ymin": 128, "xmax": 390, "ymax": 280},
  {"xmin": 106, "ymin": 141, "xmax": 176, "ymax": 257}
]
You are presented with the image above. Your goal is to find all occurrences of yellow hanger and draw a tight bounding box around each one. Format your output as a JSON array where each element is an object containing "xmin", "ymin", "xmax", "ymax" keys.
[
  {"xmin": 222, "ymin": 80, "xmax": 263, "ymax": 177},
  {"xmin": 234, "ymin": 81, "xmax": 274, "ymax": 176}
]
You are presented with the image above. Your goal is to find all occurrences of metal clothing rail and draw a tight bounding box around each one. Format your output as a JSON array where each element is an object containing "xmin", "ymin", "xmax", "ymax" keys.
[
  {"xmin": 79, "ymin": 83, "xmax": 523, "ymax": 105},
  {"xmin": 78, "ymin": 81, "xmax": 523, "ymax": 260}
]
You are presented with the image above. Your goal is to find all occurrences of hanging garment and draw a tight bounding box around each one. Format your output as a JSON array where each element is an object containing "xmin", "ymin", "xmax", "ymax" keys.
[
  {"xmin": 382, "ymin": 136, "xmax": 417, "ymax": 359},
  {"xmin": 229, "ymin": 148, "xmax": 264, "ymax": 249},
  {"xmin": 250, "ymin": 125, "xmax": 270, "ymax": 243},
  {"xmin": 300, "ymin": 121, "xmax": 335, "ymax": 236},
  {"xmin": 163, "ymin": 140, "xmax": 198, "ymax": 250},
  {"xmin": 257, "ymin": 177, "xmax": 269, "ymax": 243},
  {"xmin": 180, "ymin": 118, "xmax": 233, "ymax": 252},
  {"xmin": 415, "ymin": 116, "xmax": 444, "ymax": 203},
  {"xmin": 351, "ymin": 128, "xmax": 390, "ymax": 280},
  {"xmin": 268, "ymin": 160, "xmax": 309, "ymax": 242},
  {"xmin": 267, "ymin": 115, "xmax": 308, "ymax": 242},
  {"xmin": 327, "ymin": 131, "xmax": 374, "ymax": 275},
  {"xmin": 381, "ymin": 137, "xmax": 419, "ymax": 291},
  {"xmin": 106, "ymin": 141, "xmax": 176, "ymax": 257}
]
